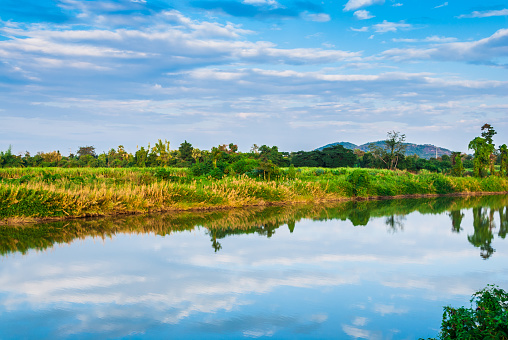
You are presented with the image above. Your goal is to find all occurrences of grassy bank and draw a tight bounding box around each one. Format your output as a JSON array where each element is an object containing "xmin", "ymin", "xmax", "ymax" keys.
[{"xmin": 1, "ymin": 167, "xmax": 508, "ymax": 222}]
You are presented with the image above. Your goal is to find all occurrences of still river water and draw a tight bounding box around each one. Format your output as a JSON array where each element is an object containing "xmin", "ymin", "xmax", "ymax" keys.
[{"xmin": 1, "ymin": 195, "xmax": 508, "ymax": 339}]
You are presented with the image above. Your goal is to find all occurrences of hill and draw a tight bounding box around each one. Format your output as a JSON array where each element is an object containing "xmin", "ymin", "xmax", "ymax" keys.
[{"xmin": 317, "ymin": 141, "xmax": 454, "ymax": 160}]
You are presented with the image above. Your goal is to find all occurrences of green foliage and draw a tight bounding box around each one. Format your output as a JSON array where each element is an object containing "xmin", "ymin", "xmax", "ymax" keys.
[
  {"xmin": 432, "ymin": 174, "xmax": 455, "ymax": 194},
  {"xmin": 437, "ymin": 285, "xmax": 508, "ymax": 339},
  {"xmin": 369, "ymin": 131, "xmax": 407, "ymax": 170},
  {"xmin": 291, "ymin": 144, "xmax": 358, "ymax": 168},
  {"xmin": 229, "ymin": 158, "xmax": 261, "ymax": 176},
  {"xmin": 451, "ymin": 153, "xmax": 464, "ymax": 177},
  {"xmin": 286, "ymin": 165, "xmax": 296, "ymax": 180},
  {"xmin": 347, "ymin": 170, "xmax": 371, "ymax": 197},
  {"xmin": 500, "ymin": 144, "xmax": 508, "ymax": 177},
  {"xmin": 257, "ymin": 160, "xmax": 280, "ymax": 181},
  {"xmin": 77, "ymin": 145, "xmax": 97, "ymax": 158},
  {"xmin": 259, "ymin": 145, "xmax": 289, "ymax": 167},
  {"xmin": 178, "ymin": 140, "xmax": 194, "ymax": 165},
  {"xmin": 153, "ymin": 168, "xmax": 190, "ymax": 183},
  {"xmin": 0, "ymin": 187, "xmax": 67, "ymax": 218}
]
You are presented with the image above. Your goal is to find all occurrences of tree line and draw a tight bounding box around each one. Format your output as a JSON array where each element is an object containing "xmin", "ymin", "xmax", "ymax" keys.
[{"xmin": 0, "ymin": 124, "xmax": 506, "ymax": 179}]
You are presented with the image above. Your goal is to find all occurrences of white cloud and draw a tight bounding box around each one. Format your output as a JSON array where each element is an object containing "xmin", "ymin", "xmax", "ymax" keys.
[
  {"xmin": 434, "ymin": 2, "xmax": 448, "ymax": 9},
  {"xmin": 351, "ymin": 26, "xmax": 370, "ymax": 32},
  {"xmin": 382, "ymin": 28, "xmax": 508, "ymax": 65},
  {"xmin": 352, "ymin": 316, "xmax": 368, "ymax": 326},
  {"xmin": 458, "ymin": 9, "xmax": 508, "ymax": 18},
  {"xmin": 242, "ymin": 0, "xmax": 280, "ymax": 7},
  {"xmin": 423, "ymin": 35, "xmax": 457, "ymax": 43},
  {"xmin": 373, "ymin": 304, "xmax": 409, "ymax": 316},
  {"xmin": 392, "ymin": 3, "xmax": 403, "ymax": 7},
  {"xmin": 354, "ymin": 10, "xmax": 375, "ymax": 20},
  {"xmin": 373, "ymin": 20, "xmax": 411, "ymax": 33},
  {"xmin": 392, "ymin": 35, "xmax": 457, "ymax": 43},
  {"xmin": 344, "ymin": 0, "xmax": 385, "ymax": 12},
  {"xmin": 302, "ymin": 12, "xmax": 331, "ymax": 22}
]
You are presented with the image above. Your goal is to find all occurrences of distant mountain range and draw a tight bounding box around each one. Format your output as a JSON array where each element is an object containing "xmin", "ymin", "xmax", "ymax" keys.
[{"xmin": 317, "ymin": 141, "xmax": 454, "ymax": 160}]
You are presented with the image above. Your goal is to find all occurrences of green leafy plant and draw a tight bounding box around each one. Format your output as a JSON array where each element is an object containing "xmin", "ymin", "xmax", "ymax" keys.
[
  {"xmin": 433, "ymin": 285, "xmax": 508, "ymax": 339},
  {"xmin": 347, "ymin": 170, "xmax": 371, "ymax": 197}
]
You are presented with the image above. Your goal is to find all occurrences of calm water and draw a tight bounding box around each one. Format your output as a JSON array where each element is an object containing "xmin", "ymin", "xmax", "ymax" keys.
[{"xmin": 1, "ymin": 195, "xmax": 508, "ymax": 339}]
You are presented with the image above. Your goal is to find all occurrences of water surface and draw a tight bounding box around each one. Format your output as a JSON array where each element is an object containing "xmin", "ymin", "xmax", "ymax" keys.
[{"xmin": 1, "ymin": 195, "xmax": 508, "ymax": 339}]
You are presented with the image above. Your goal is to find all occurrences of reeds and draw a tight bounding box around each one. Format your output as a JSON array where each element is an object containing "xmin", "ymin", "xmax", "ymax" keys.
[{"xmin": 1, "ymin": 167, "xmax": 507, "ymax": 221}]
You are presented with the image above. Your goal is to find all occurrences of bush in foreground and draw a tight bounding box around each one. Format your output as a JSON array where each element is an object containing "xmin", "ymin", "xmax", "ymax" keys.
[{"xmin": 427, "ymin": 285, "xmax": 508, "ymax": 339}]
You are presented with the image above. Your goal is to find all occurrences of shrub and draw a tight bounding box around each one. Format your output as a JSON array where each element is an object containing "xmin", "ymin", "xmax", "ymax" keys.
[
  {"xmin": 229, "ymin": 158, "xmax": 261, "ymax": 175},
  {"xmin": 432, "ymin": 175, "xmax": 455, "ymax": 194},
  {"xmin": 347, "ymin": 170, "xmax": 371, "ymax": 197},
  {"xmin": 315, "ymin": 168, "xmax": 326, "ymax": 176},
  {"xmin": 434, "ymin": 285, "xmax": 508, "ymax": 339}
]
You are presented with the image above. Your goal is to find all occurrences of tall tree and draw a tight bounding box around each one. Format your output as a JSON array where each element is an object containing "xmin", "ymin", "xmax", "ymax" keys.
[
  {"xmin": 151, "ymin": 139, "xmax": 171, "ymax": 166},
  {"xmin": 468, "ymin": 137, "xmax": 491, "ymax": 178},
  {"xmin": 450, "ymin": 152, "xmax": 464, "ymax": 177},
  {"xmin": 179, "ymin": 140, "xmax": 193, "ymax": 163},
  {"xmin": 499, "ymin": 144, "xmax": 508, "ymax": 177},
  {"xmin": 481, "ymin": 123, "xmax": 497, "ymax": 175},
  {"xmin": 369, "ymin": 131, "xmax": 407, "ymax": 170},
  {"xmin": 77, "ymin": 146, "xmax": 96, "ymax": 158}
]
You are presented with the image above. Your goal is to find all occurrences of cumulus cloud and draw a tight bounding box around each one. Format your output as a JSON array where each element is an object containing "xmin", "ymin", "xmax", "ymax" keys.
[
  {"xmin": 344, "ymin": 0, "xmax": 384, "ymax": 12},
  {"xmin": 0, "ymin": 10, "xmax": 360, "ymax": 82},
  {"xmin": 350, "ymin": 26, "xmax": 369, "ymax": 32},
  {"xmin": 382, "ymin": 28, "xmax": 508, "ymax": 66},
  {"xmin": 301, "ymin": 12, "xmax": 331, "ymax": 22},
  {"xmin": 373, "ymin": 20, "xmax": 411, "ymax": 33},
  {"xmin": 353, "ymin": 10, "xmax": 374, "ymax": 20},
  {"xmin": 458, "ymin": 9, "xmax": 508, "ymax": 18}
]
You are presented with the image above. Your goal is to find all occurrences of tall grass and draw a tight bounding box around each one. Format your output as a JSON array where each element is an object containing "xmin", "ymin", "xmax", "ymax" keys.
[{"xmin": 1, "ymin": 167, "xmax": 507, "ymax": 221}]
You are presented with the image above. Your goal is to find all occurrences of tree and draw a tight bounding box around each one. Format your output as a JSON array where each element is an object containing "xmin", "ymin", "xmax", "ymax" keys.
[
  {"xmin": 191, "ymin": 148, "xmax": 202, "ymax": 164},
  {"xmin": 290, "ymin": 145, "xmax": 357, "ymax": 168},
  {"xmin": 451, "ymin": 152, "xmax": 464, "ymax": 177},
  {"xmin": 258, "ymin": 145, "xmax": 289, "ymax": 167},
  {"xmin": 250, "ymin": 144, "xmax": 259, "ymax": 154},
  {"xmin": 468, "ymin": 137, "xmax": 492, "ymax": 178},
  {"xmin": 76, "ymin": 146, "xmax": 96, "ymax": 158},
  {"xmin": 499, "ymin": 144, "xmax": 508, "ymax": 177},
  {"xmin": 369, "ymin": 131, "xmax": 407, "ymax": 170},
  {"xmin": 134, "ymin": 146, "xmax": 149, "ymax": 167},
  {"xmin": 481, "ymin": 124, "xmax": 497, "ymax": 175},
  {"xmin": 179, "ymin": 140, "xmax": 193, "ymax": 164},
  {"xmin": 150, "ymin": 139, "xmax": 171, "ymax": 167},
  {"xmin": 481, "ymin": 123, "xmax": 497, "ymax": 144},
  {"xmin": 0, "ymin": 146, "xmax": 22, "ymax": 168}
]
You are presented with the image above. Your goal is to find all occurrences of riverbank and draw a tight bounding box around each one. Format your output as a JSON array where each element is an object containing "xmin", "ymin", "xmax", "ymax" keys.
[{"xmin": 1, "ymin": 167, "xmax": 508, "ymax": 224}]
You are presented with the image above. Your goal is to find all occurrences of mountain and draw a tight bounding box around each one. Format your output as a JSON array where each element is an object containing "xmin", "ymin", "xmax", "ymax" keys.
[{"xmin": 317, "ymin": 141, "xmax": 454, "ymax": 160}]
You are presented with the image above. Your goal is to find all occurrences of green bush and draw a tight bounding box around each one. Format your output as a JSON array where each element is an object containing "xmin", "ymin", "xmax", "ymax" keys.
[
  {"xmin": 229, "ymin": 158, "xmax": 261, "ymax": 175},
  {"xmin": 432, "ymin": 175, "xmax": 455, "ymax": 194},
  {"xmin": 431, "ymin": 285, "xmax": 508, "ymax": 339},
  {"xmin": 347, "ymin": 170, "xmax": 371, "ymax": 197}
]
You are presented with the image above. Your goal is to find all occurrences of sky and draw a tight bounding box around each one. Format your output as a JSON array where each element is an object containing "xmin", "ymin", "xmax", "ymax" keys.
[{"xmin": 1, "ymin": 0, "xmax": 507, "ymax": 155}]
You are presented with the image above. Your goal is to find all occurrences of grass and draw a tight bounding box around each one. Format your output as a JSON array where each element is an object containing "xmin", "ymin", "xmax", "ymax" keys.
[{"xmin": 1, "ymin": 167, "xmax": 507, "ymax": 221}]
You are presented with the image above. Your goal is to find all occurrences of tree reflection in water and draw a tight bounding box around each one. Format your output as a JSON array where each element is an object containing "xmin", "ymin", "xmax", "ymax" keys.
[
  {"xmin": 449, "ymin": 210, "xmax": 464, "ymax": 233},
  {"xmin": 385, "ymin": 215, "xmax": 406, "ymax": 232},
  {"xmin": 1, "ymin": 194, "xmax": 508, "ymax": 259}
]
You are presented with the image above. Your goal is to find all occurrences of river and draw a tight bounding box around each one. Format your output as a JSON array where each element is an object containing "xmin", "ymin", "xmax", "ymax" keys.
[{"xmin": 1, "ymin": 195, "xmax": 507, "ymax": 339}]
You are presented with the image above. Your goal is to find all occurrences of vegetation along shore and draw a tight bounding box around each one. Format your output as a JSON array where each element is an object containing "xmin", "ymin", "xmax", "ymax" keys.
[{"xmin": 1, "ymin": 124, "xmax": 507, "ymax": 223}]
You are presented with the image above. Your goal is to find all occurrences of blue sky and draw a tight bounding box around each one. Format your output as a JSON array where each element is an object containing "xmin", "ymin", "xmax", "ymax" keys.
[{"xmin": 1, "ymin": 0, "xmax": 507, "ymax": 154}]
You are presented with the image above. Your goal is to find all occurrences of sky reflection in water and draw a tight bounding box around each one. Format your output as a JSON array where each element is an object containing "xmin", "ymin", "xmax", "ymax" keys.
[{"xmin": 1, "ymin": 196, "xmax": 508, "ymax": 339}]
